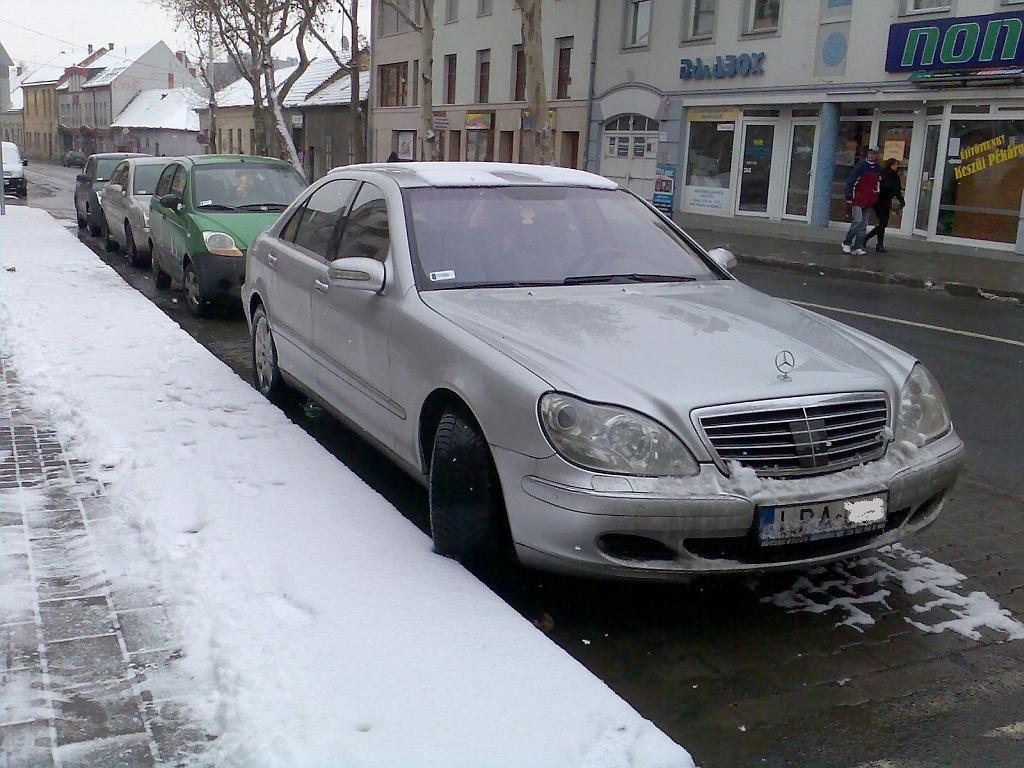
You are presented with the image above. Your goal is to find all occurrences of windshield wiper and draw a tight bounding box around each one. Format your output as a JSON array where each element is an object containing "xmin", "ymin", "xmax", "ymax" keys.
[
  {"xmin": 236, "ymin": 202, "xmax": 288, "ymax": 211},
  {"xmin": 561, "ymin": 273, "xmax": 698, "ymax": 285},
  {"xmin": 196, "ymin": 203, "xmax": 239, "ymax": 211},
  {"xmin": 437, "ymin": 280, "xmax": 563, "ymax": 290}
]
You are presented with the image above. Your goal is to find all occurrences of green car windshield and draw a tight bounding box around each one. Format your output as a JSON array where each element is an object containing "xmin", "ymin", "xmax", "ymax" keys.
[{"xmin": 192, "ymin": 164, "xmax": 306, "ymax": 212}]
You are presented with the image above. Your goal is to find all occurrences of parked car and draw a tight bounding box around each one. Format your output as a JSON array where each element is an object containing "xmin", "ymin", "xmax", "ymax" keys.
[
  {"xmin": 63, "ymin": 150, "xmax": 86, "ymax": 168},
  {"xmin": 243, "ymin": 163, "xmax": 965, "ymax": 579},
  {"xmin": 75, "ymin": 153, "xmax": 146, "ymax": 236},
  {"xmin": 99, "ymin": 157, "xmax": 176, "ymax": 266},
  {"xmin": 2, "ymin": 141, "xmax": 28, "ymax": 198},
  {"xmin": 148, "ymin": 155, "xmax": 306, "ymax": 317}
]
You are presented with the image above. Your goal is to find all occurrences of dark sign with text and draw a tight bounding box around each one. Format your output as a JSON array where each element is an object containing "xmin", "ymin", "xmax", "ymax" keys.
[{"xmin": 886, "ymin": 10, "xmax": 1024, "ymax": 73}]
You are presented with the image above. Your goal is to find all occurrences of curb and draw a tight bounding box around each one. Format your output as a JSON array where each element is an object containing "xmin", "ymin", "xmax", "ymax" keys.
[{"xmin": 735, "ymin": 253, "xmax": 1024, "ymax": 305}]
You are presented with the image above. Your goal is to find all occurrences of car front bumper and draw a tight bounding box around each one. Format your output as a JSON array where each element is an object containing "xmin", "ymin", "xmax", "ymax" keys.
[
  {"xmin": 192, "ymin": 250, "xmax": 246, "ymax": 301},
  {"xmin": 3, "ymin": 176, "xmax": 25, "ymax": 194},
  {"xmin": 494, "ymin": 429, "xmax": 965, "ymax": 580}
]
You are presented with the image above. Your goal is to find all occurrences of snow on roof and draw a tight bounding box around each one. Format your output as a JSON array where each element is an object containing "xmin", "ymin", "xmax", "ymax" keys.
[
  {"xmin": 83, "ymin": 43, "xmax": 158, "ymax": 89},
  {"xmin": 20, "ymin": 50, "xmax": 85, "ymax": 86},
  {"xmin": 335, "ymin": 162, "xmax": 620, "ymax": 190},
  {"xmin": 280, "ymin": 58, "xmax": 340, "ymax": 108},
  {"xmin": 111, "ymin": 88, "xmax": 206, "ymax": 131},
  {"xmin": 301, "ymin": 70, "xmax": 370, "ymax": 107},
  {"xmin": 214, "ymin": 64, "xmax": 299, "ymax": 108}
]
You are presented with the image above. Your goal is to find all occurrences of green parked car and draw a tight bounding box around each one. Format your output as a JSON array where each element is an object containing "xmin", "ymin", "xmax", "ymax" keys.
[{"xmin": 148, "ymin": 155, "xmax": 307, "ymax": 316}]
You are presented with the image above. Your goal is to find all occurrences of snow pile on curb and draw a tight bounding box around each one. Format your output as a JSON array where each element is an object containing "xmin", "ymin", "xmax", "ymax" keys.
[{"xmin": 0, "ymin": 207, "xmax": 694, "ymax": 768}]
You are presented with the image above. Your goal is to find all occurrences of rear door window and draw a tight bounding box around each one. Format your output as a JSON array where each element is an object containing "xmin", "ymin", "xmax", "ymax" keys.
[
  {"xmin": 336, "ymin": 183, "xmax": 390, "ymax": 262},
  {"xmin": 291, "ymin": 179, "xmax": 359, "ymax": 260}
]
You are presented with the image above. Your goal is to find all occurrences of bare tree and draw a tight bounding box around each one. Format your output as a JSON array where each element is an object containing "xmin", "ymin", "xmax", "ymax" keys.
[
  {"xmin": 161, "ymin": 0, "xmax": 222, "ymax": 152},
  {"xmin": 381, "ymin": 0, "xmax": 436, "ymax": 161},
  {"xmin": 302, "ymin": 0, "xmax": 367, "ymax": 163},
  {"xmin": 514, "ymin": 0, "xmax": 553, "ymax": 165}
]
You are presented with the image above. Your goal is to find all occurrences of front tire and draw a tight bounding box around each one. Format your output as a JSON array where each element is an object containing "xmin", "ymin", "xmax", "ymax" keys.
[
  {"xmin": 250, "ymin": 305, "xmax": 291, "ymax": 403},
  {"xmin": 183, "ymin": 261, "xmax": 207, "ymax": 317},
  {"xmin": 429, "ymin": 407, "xmax": 512, "ymax": 571}
]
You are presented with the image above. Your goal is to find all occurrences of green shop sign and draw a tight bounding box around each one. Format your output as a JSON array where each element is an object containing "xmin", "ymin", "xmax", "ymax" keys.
[{"xmin": 885, "ymin": 10, "xmax": 1024, "ymax": 72}]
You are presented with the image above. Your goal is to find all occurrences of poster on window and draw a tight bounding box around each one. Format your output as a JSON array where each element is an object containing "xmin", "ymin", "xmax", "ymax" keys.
[
  {"xmin": 396, "ymin": 131, "xmax": 415, "ymax": 160},
  {"xmin": 652, "ymin": 164, "xmax": 676, "ymax": 215}
]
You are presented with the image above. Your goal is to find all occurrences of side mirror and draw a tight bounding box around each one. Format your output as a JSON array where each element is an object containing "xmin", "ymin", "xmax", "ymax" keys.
[
  {"xmin": 22, "ymin": 159, "xmax": 28, "ymax": 167},
  {"xmin": 107, "ymin": 183, "xmax": 122, "ymax": 197},
  {"xmin": 327, "ymin": 256, "xmax": 385, "ymax": 293},
  {"xmin": 159, "ymin": 193, "xmax": 182, "ymax": 211},
  {"xmin": 707, "ymin": 247, "xmax": 738, "ymax": 271},
  {"xmin": 76, "ymin": 173, "xmax": 89, "ymax": 183}
]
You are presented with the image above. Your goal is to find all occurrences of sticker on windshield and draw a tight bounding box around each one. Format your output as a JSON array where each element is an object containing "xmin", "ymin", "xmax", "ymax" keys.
[
  {"xmin": 200, "ymin": 199, "xmax": 213, "ymax": 206},
  {"xmin": 429, "ymin": 270, "xmax": 456, "ymax": 282}
]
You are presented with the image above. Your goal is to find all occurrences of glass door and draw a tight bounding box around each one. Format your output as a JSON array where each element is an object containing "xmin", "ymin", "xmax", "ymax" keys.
[
  {"xmin": 915, "ymin": 123, "xmax": 941, "ymax": 234},
  {"xmin": 877, "ymin": 121, "xmax": 914, "ymax": 230},
  {"xmin": 784, "ymin": 123, "xmax": 816, "ymax": 219},
  {"xmin": 737, "ymin": 123, "xmax": 775, "ymax": 215}
]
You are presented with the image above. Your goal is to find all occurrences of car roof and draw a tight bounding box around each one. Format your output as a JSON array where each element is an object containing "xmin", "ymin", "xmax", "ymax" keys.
[
  {"xmin": 88, "ymin": 153, "xmax": 147, "ymax": 159},
  {"xmin": 326, "ymin": 162, "xmax": 620, "ymax": 190},
  {"xmin": 121, "ymin": 156, "xmax": 178, "ymax": 166},
  {"xmin": 185, "ymin": 154, "xmax": 291, "ymax": 167}
]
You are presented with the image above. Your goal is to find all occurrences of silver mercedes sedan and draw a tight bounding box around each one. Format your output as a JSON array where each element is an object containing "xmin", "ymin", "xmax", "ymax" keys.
[{"xmin": 242, "ymin": 163, "xmax": 964, "ymax": 580}]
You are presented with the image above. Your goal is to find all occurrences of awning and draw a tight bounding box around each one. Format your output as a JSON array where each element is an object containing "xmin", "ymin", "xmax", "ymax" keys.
[{"xmin": 909, "ymin": 67, "xmax": 1024, "ymax": 88}]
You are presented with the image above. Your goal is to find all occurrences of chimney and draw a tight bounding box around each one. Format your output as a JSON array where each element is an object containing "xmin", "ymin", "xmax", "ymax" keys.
[
  {"xmin": 16, "ymin": 66, "xmax": 23, "ymax": 76},
  {"xmin": 188, "ymin": 66, "xmax": 197, "ymax": 78},
  {"xmin": 87, "ymin": 44, "xmax": 93, "ymax": 54},
  {"xmin": 108, "ymin": 43, "xmax": 115, "ymax": 51},
  {"xmin": 175, "ymin": 50, "xmax": 185, "ymax": 63}
]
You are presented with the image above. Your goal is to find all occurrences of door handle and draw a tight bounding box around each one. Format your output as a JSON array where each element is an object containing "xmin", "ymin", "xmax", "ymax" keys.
[
  {"xmin": 266, "ymin": 253, "xmax": 278, "ymax": 267},
  {"xmin": 314, "ymin": 278, "xmax": 329, "ymax": 293}
]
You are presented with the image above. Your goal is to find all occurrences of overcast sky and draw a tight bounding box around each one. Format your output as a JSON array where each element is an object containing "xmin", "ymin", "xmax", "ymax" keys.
[{"xmin": 1, "ymin": 0, "xmax": 368, "ymax": 72}]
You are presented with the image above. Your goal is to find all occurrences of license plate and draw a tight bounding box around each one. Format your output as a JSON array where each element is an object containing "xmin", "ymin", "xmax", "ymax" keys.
[{"xmin": 757, "ymin": 492, "xmax": 888, "ymax": 547}]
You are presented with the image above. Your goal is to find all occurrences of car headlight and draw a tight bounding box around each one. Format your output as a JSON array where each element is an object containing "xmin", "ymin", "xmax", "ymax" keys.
[
  {"xmin": 894, "ymin": 364, "xmax": 951, "ymax": 447},
  {"xmin": 539, "ymin": 393, "xmax": 699, "ymax": 477},
  {"xmin": 203, "ymin": 231, "xmax": 243, "ymax": 257}
]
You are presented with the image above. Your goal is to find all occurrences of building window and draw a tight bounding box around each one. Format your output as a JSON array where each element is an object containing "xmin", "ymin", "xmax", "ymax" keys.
[
  {"xmin": 380, "ymin": 0, "xmax": 414, "ymax": 35},
  {"xmin": 378, "ymin": 61, "xmax": 409, "ymax": 107},
  {"xmin": 685, "ymin": 120, "xmax": 734, "ymax": 189},
  {"xmin": 476, "ymin": 49, "xmax": 490, "ymax": 104},
  {"xmin": 412, "ymin": 59, "xmax": 419, "ymax": 105},
  {"xmin": 687, "ymin": 0, "xmax": 716, "ymax": 40},
  {"xmin": 325, "ymin": 134, "xmax": 333, "ymax": 169},
  {"xmin": 902, "ymin": 0, "xmax": 950, "ymax": 13},
  {"xmin": 512, "ymin": 45, "xmax": 525, "ymax": 101},
  {"xmin": 445, "ymin": 54, "xmax": 458, "ymax": 104},
  {"xmin": 555, "ymin": 37, "xmax": 573, "ymax": 99},
  {"xmin": 625, "ymin": 0, "xmax": 652, "ymax": 48},
  {"xmin": 250, "ymin": 128, "xmax": 256, "ymax": 153},
  {"xmin": 228, "ymin": 129, "xmax": 234, "ymax": 153},
  {"xmin": 478, "ymin": 0, "xmax": 493, "ymax": 15},
  {"xmin": 746, "ymin": 0, "xmax": 780, "ymax": 34},
  {"xmin": 445, "ymin": 0, "xmax": 458, "ymax": 23},
  {"xmin": 237, "ymin": 128, "xmax": 243, "ymax": 154}
]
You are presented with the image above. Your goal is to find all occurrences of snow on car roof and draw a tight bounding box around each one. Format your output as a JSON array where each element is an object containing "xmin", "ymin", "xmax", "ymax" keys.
[{"xmin": 332, "ymin": 162, "xmax": 620, "ymax": 189}]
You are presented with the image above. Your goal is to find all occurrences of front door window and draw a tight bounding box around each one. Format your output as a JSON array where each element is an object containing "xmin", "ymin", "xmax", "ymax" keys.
[
  {"xmin": 785, "ymin": 124, "xmax": 816, "ymax": 218},
  {"xmin": 738, "ymin": 124, "xmax": 775, "ymax": 214}
]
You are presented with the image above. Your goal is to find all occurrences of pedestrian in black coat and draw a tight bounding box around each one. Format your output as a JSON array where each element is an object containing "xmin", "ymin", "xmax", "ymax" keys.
[{"xmin": 865, "ymin": 158, "xmax": 906, "ymax": 253}]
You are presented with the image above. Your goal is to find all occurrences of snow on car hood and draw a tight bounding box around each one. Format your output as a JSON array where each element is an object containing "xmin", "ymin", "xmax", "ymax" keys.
[{"xmin": 421, "ymin": 279, "xmax": 915, "ymax": 441}]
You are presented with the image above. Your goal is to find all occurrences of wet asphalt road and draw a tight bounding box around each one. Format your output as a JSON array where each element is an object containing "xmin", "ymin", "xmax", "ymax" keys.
[{"xmin": 11, "ymin": 163, "xmax": 1024, "ymax": 768}]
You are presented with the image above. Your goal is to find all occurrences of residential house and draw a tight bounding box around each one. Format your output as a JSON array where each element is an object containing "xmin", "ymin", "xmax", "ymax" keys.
[
  {"xmin": 21, "ymin": 49, "xmax": 102, "ymax": 160},
  {"xmin": 2, "ymin": 63, "xmax": 25, "ymax": 147},
  {"xmin": 199, "ymin": 65, "xmax": 299, "ymax": 156},
  {"xmin": 57, "ymin": 41, "xmax": 204, "ymax": 155},
  {"xmin": 0, "ymin": 43, "xmax": 11, "ymax": 112},
  {"xmin": 298, "ymin": 70, "xmax": 370, "ymax": 180},
  {"xmin": 111, "ymin": 87, "xmax": 207, "ymax": 156}
]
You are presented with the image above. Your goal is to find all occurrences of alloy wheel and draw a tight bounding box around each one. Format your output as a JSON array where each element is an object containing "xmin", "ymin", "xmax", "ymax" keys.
[{"xmin": 254, "ymin": 314, "xmax": 275, "ymax": 394}]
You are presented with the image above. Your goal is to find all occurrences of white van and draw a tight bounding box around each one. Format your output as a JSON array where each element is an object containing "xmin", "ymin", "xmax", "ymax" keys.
[{"xmin": 2, "ymin": 141, "xmax": 28, "ymax": 198}]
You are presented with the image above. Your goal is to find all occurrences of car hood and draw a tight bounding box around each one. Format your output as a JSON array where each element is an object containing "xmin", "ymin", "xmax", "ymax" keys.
[
  {"xmin": 3, "ymin": 161, "xmax": 23, "ymax": 175},
  {"xmin": 421, "ymin": 280, "xmax": 914, "ymax": 441},
  {"xmin": 189, "ymin": 211, "xmax": 280, "ymax": 251}
]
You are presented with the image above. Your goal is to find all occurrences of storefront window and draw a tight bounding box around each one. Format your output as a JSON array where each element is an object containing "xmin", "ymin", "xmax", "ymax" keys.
[
  {"xmin": 937, "ymin": 119, "xmax": 1024, "ymax": 244},
  {"xmin": 830, "ymin": 121, "xmax": 871, "ymax": 222},
  {"xmin": 685, "ymin": 121, "xmax": 734, "ymax": 188},
  {"xmin": 466, "ymin": 129, "xmax": 493, "ymax": 161}
]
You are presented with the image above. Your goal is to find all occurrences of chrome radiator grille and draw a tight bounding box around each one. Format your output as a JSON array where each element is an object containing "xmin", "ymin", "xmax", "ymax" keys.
[{"xmin": 694, "ymin": 393, "xmax": 890, "ymax": 478}]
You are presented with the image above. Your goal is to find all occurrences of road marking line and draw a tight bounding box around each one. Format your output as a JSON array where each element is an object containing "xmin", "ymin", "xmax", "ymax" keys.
[
  {"xmin": 985, "ymin": 721, "xmax": 1024, "ymax": 740},
  {"xmin": 790, "ymin": 299, "xmax": 1024, "ymax": 348}
]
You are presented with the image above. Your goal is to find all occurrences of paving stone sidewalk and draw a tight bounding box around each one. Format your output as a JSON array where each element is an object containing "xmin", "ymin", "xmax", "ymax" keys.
[{"xmin": 0, "ymin": 356, "xmax": 211, "ymax": 767}]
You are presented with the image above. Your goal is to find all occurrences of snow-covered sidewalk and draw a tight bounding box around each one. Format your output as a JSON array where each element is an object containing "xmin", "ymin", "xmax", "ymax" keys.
[{"xmin": 0, "ymin": 206, "xmax": 693, "ymax": 767}]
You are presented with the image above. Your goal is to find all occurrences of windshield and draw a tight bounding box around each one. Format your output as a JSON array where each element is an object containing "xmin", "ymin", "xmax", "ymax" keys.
[
  {"xmin": 133, "ymin": 163, "xmax": 170, "ymax": 196},
  {"xmin": 191, "ymin": 163, "xmax": 306, "ymax": 211},
  {"xmin": 95, "ymin": 158, "xmax": 119, "ymax": 182},
  {"xmin": 405, "ymin": 186, "xmax": 719, "ymax": 290}
]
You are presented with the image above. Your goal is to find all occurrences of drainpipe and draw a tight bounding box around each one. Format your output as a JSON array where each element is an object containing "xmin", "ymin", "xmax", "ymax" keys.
[{"xmin": 582, "ymin": 0, "xmax": 601, "ymax": 172}]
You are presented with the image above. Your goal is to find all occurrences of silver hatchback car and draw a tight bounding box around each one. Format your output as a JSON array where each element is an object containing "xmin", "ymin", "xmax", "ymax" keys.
[
  {"xmin": 243, "ymin": 163, "xmax": 964, "ymax": 580},
  {"xmin": 100, "ymin": 156, "xmax": 176, "ymax": 266}
]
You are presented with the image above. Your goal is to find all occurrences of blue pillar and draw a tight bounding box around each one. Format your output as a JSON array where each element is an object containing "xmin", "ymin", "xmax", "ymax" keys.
[{"xmin": 810, "ymin": 102, "xmax": 840, "ymax": 228}]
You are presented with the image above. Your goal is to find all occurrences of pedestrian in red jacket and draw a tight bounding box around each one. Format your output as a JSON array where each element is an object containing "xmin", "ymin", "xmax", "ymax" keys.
[{"xmin": 841, "ymin": 147, "xmax": 881, "ymax": 255}]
